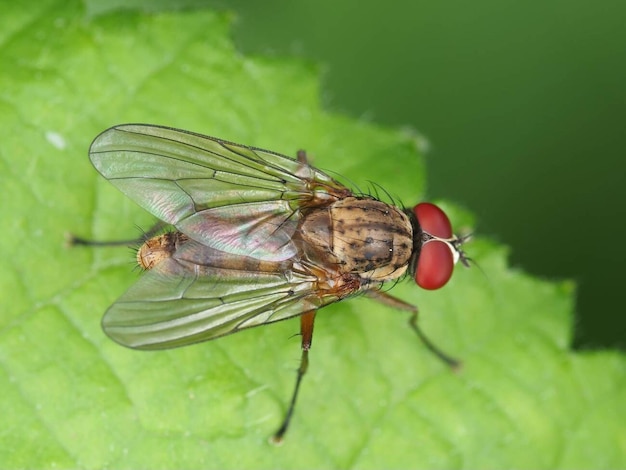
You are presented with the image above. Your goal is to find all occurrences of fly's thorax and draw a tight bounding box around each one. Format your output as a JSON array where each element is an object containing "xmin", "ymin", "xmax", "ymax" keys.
[
  {"xmin": 299, "ymin": 196, "xmax": 412, "ymax": 282},
  {"xmin": 137, "ymin": 232, "xmax": 188, "ymax": 270}
]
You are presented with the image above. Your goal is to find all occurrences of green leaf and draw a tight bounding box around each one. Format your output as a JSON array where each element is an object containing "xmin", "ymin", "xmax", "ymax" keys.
[{"xmin": 0, "ymin": 1, "xmax": 624, "ymax": 469}]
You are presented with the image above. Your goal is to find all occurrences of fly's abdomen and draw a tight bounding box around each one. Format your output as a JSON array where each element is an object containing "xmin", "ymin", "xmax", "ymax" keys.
[
  {"xmin": 138, "ymin": 231, "xmax": 293, "ymax": 275},
  {"xmin": 137, "ymin": 232, "xmax": 189, "ymax": 270}
]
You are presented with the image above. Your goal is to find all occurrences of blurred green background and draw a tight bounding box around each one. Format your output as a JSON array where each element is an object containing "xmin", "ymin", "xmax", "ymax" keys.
[{"xmin": 199, "ymin": 0, "xmax": 625, "ymax": 350}]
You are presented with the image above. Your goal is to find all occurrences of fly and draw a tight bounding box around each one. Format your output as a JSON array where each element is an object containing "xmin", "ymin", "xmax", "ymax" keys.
[{"xmin": 72, "ymin": 124, "xmax": 471, "ymax": 442}]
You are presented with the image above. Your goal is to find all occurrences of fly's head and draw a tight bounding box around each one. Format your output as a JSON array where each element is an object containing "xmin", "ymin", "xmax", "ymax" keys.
[{"xmin": 408, "ymin": 202, "xmax": 471, "ymax": 290}]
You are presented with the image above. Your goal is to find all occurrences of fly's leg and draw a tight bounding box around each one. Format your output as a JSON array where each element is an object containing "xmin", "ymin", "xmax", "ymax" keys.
[
  {"xmin": 296, "ymin": 150, "xmax": 308, "ymax": 164},
  {"xmin": 272, "ymin": 309, "xmax": 316, "ymax": 444},
  {"xmin": 408, "ymin": 310, "xmax": 461, "ymax": 370},
  {"xmin": 365, "ymin": 290, "xmax": 461, "ymax": 370},
  {"xmin": 67, "ymin": 221, "xmax": 169, "ymax": 247}
]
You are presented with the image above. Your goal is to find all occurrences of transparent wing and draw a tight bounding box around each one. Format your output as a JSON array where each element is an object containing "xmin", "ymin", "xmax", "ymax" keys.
[
  {"xmin": 102, "ymin": 240, "xmax": 341, "ymax": 350},
  {"xmin": 89, "ymin": 124, "xmax": 349, "ymax": 261}
]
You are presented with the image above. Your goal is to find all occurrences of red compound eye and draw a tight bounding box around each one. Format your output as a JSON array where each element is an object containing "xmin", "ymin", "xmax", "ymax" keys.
[
  {"xmin": 414, "ymin": 203, "xmax": 455, "ymax": 290},
  {"xmin": 416, "ymin": 241, "xmax": 454, "ymax": 290},
  {"xmin": 414, "ymin": 202, "xmax": 452, "ymax": 238}
]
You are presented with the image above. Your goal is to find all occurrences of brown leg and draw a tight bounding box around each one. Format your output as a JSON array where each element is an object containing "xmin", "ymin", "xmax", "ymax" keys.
[
  {"xmin": 67, "ymin": 221, "xmax": 169, "ymax": 247},
  {"xmin": 365, "ymin": 289, "xmax": 418, "ymax": 312},
  {"xmin": 365, "ymin": 290, "xmax": 461, "ymax": 370},
  {"xmin": 272, "ymin": 309, "xmax": 316, "ymax": 444},
  {"xmin": 296, "ymin": 150, "xmax": 308, "ymax": 164}
]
